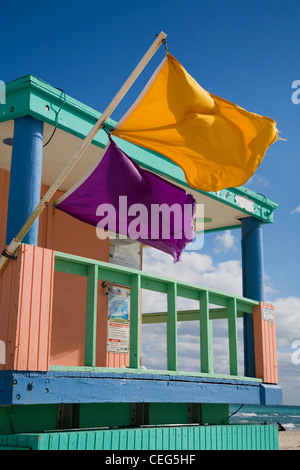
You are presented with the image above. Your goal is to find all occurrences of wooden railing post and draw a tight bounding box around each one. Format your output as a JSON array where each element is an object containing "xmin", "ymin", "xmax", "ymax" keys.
[
  {"xmin": 84, "ymin": 264, "xmax": 98, "ymax": 367},
  {"xmin": 227, "ymin": 297, "xmax": 239, "ymax": 376},
  {"xmin": 200, "ymin": 290, "xmax": 214, "ymax": 374},
  {"xmin": 53, "ymin": 251, "xmax": 260, "ymax": 379},
  {"xmin": 167, "ymin": 283, "xmax": 177, "ymax": 371},
  {"xmin": 129, "ymin": 274, "xmax": 141, "ymax": 369}
]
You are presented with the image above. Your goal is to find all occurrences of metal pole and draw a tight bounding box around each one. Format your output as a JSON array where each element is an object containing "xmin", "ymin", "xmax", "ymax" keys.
[{"xmin": 0, "ymin": 31, "xmax": 167, "ymax": 274}]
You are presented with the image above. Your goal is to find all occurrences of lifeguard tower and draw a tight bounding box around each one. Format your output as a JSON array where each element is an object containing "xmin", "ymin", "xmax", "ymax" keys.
[{"xmin": 0, "ymin": 68, "xmax": 281, "ymax": 450}]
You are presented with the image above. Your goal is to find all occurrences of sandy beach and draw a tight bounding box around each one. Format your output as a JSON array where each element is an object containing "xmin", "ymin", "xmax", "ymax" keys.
[{"xmin": 279, "ymin": 431, "xmax": 300, "ymax": 450}]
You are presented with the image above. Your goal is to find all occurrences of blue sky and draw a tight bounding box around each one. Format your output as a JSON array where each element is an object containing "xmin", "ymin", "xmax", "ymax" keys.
[{"xmin": 2, "ymin": 0, "xmax": 300, "ymax": 404}]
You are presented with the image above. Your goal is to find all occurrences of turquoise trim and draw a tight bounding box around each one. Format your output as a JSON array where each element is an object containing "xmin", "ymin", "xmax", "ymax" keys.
[
  {"xmin": 0, "ymin": 425, "xmax": 279, "ymax": 450},
  {"xmin": 0, "ymin": 75, "xmax": 278, "ymax": 224}
]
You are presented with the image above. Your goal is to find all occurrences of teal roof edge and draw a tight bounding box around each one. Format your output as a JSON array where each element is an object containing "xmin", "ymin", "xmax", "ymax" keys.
[{"xmin": 0, "ymin": 75, "xmax": 278, "ymax": 224}]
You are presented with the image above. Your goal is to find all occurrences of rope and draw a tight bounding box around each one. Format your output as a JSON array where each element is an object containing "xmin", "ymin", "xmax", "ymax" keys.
[
  {"xmin": 2, "ymin": 249, "xmax": 18, "ymax": 261},
  {"xmin": 43, "ymin": 88, "xmax": 67, "ymax": 147}
]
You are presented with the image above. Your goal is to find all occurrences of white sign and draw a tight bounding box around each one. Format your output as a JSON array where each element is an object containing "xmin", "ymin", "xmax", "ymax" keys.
[
  {"xmin": 109, "ymin": 239, "xmax": 141, "ymax": 270},
  {"xmin": 107, "ymin": 286, "xmax": 130, "ymax": 354},
  {"xmin": 107, "ymin": 322, "xmax": 129, "ymax": 353},
  {"xmin": 263, "ymin": 306, "xmax": 274, "ymax": 322}
]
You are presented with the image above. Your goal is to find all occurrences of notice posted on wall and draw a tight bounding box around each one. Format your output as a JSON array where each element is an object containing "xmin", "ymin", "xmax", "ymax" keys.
[
  {"xmin": 109, "ymin": 238, "xmax": 141, "ymax": 270},
  {"xmin": 107, "ymin": 286, "xmax": 130, "ymax": 354}
]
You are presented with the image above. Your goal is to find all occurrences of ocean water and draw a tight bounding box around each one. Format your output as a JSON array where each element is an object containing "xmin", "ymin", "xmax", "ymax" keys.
[{"xmin": 229, "ymin": 405, "xmax": 300, "ymax": 431}]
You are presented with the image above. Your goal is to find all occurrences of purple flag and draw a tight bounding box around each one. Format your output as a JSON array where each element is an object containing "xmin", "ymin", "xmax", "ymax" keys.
[{"xmin": 55, "ymin": 137, "xmax": 196, "ymax": 261}]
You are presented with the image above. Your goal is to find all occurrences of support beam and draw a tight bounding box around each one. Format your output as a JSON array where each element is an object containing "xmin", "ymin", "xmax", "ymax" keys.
[
  {"xmin": 199, "ymin": 291, "xmax": 213, "ymax": 374},
  {"xmin": 6, "ymin": 116, "xmax": 43, "ymax": 246},
  {"xmin": 85, "ymin": 264, "xmax": 98, "ymax": 367},
  {"xmin": 1, "ymin": 370, "xmax": 283, "ymax": 406},
  {"xmin": 241, "ymin": 217, "xmax": 264, "ymax": 377},
  {"xmin": 227, "ymin": 297, "xmax": 239, "ymax": 376},
  {"xmin": 129, "ymin": 274, "xmax": 141, "ymax": 369},
  {"xmin": 167, "ymin": 283, "xmax": 177, "ymax": 371}
]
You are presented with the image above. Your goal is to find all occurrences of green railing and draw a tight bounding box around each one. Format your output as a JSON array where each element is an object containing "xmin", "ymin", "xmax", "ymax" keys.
[{"xmin": 53, "ymin": 251, "xmax": 260, "ymax": 380}]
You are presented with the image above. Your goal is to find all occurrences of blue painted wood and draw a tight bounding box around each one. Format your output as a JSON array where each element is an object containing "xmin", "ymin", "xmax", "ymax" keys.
[
  {"xmin": 0, "ymin": 373, "xmax": 12, "ymax": 405},
  {"xmin": 260, "ymin": 384, "xmax": 282, "ymax": 405},
  {"xmin": 6, "ymin": 116, "xmax": 44, "ymax": 245},
  {"xmin": 0, "ymin": 371, "xmax": 282, "ymax": 407},
  {"xmin": 241, "ymin": 217, "xmax": 264, "ymax": 378}
]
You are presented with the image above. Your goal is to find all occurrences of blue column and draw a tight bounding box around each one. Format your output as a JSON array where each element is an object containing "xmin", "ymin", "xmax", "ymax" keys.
[
  {"xmin": 6, "ymin": 116, "xmax": 44, "ymax": 246},
  {"xmin": 241, "ymin": 217, "xmax": 264, "ymax": 378}
]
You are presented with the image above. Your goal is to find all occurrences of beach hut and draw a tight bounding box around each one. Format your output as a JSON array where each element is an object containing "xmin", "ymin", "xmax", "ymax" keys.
[{"xmin": 0, "ymin": 39, "xmax": 281, "ymax": 450}]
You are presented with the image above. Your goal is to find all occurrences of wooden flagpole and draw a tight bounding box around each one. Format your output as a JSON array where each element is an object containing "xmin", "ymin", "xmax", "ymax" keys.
[{"xmin": 0, "ymin": 32, "xmax": 167, "ymax": 274}]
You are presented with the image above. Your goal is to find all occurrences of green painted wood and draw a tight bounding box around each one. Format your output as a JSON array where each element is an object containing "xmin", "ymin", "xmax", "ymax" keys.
[
  {"xmin": 0, "ymin": 404, "xmax": 58, "ymax": 434},
  {"xmin": 53, "ymin": 251, "xmax": 259, "ymax": 378},
  {"xmin": 142, "ymin": 307, "xmax": 248, "ymax": 324},
  {"xmin": 149, "ymin": 403, "xmax": 188, "ymax": 425},
  {"xmin": 227, "ymin": 298, "xmax": 239, "ymax": 376},
  {"xmin": 167, "ymin": 283, "xmax": 177, "ymax": 371},
  {"xmin": 129, "ymin": 274, "xmax": 141, "ymax": 369},
  {"xmin": 228, "ymin": 298, "xmax": 239, "ymax": 375},
  {"xmin": 98, "ymin": 269, "xmax": 132, "ymax": 286},
  {"xmin": 141, "ymin": 276, "xmax": 168, "ymax": 293},
  {"xmin": 0, "ymin": 425, "xmax": 279, "ymax": 450},
  {"xmin": 208, "ymin": 292, "xmax": 230, "ymax": 307},
  {"xmin": 201, "ymin": 404, "xmax": 229, "ymax": 425},
  {"xmin": 236, "ymin": 299, "xmax": 254, "ymax": 314},
  {"xmin": 85, "ymin": 264, "xmax": 98, "ymax": 367},
  {"xmin": 80, "ymin": 403, "xmax": 131, "ymax": 428},
  {"xmin": 176, "ymin": 284, "xmax": 202, "ymax": 300},
  {"xmin": 50, "ymin": 364, "xmax": 262, "ymax": 382},
  {"xmin": 54, "ymin": 257, "xmax": 87, "ymax": 276},
  {"xmin": 54, "ymin": 251, "xmax": 258, "ymax": 304},
  {"xmin": 0, "ymin": 446, "xmax": 30, "ymax": 450},
  {"xmin": 200, "ymin": 291, "xmax": 214, "ymax": 374}
]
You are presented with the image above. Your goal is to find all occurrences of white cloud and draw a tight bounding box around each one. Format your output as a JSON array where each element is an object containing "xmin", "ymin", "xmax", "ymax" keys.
[
  {"xmin": 274, "ymin": 296, "xmax": 300, "ymax": 347},
  {"xmin": 214, "ymin": 230, "xmax": 236, "ymax": 254},
  {"xmin": 141, "ymin": 248, "xmax": 243, "ymax": 372},
  {"xmin": 141, "ymin": 247, "xmax": 300, "ymax": 404},
  {"xmin": 270, "ymin": 296, "xmax": 300, "ymax": 404},
  {"xmin": 247, "ymin": 174, "xmax": 270, "ymax": 189},
  {"xmin": 142, "ymin": 248, "xmax": 242, "ymax": 297},
  {"xmin": 291, "ymin": 205, "xmax": 300, "ymax": 214}
]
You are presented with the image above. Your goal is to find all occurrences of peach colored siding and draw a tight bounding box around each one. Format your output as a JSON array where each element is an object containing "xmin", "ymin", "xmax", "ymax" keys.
[
  {"xmin": 0, "ymin": 243, "xmax": 21, "ymax": 370},
  {"xmin": 0, "ymin": 169, "xmax": 9, "ymax": 246},
  {"xmin": 106, "ymin": 350, "xmax": 129, "ymax": 368},
  {"xmin": 253, "ymin": 302, "xmax": 278, "ymax": 384},
  {"xmin": 0, "ymin": 244, "xmax": 54, "ymax": 371},
  {"xmin": 0, "ymin": 170, "xmax": 138, "ymax": 370}
]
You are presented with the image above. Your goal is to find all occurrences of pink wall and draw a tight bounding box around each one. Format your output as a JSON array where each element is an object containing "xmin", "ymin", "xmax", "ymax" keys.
[{"xmin": 0, "ymin": 169, "xmax": 130, "ymax": 369}]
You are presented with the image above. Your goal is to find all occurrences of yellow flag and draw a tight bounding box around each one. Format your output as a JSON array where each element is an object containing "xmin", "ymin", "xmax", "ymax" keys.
[{"xmin": 112, "ymin": 55, "xmax": 278, "ymax": 192}]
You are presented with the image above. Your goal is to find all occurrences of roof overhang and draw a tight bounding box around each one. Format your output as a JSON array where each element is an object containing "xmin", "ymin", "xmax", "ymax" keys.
[{"xmin": 0, "ymin": 75, "xmax": 278, "ymax": 233}]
